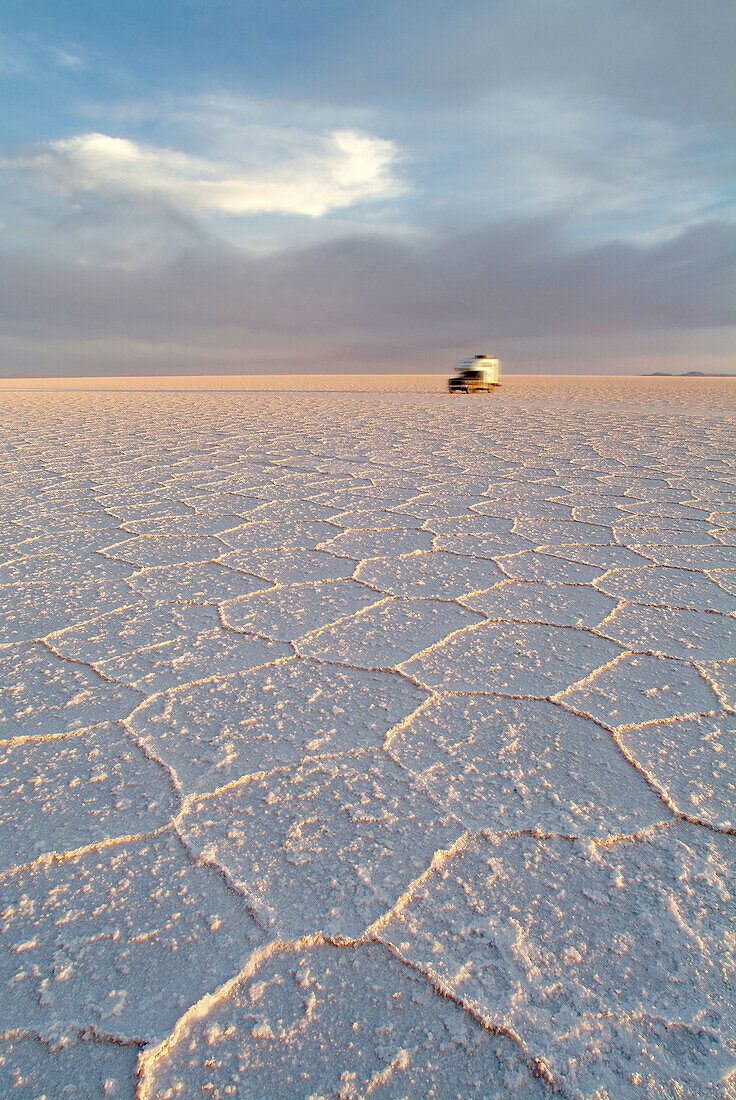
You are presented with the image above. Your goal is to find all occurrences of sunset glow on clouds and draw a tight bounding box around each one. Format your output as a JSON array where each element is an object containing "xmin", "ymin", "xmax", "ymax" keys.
[{"xmin": 0, "ymin": 0, "xmax": 733, "ymax": 374}]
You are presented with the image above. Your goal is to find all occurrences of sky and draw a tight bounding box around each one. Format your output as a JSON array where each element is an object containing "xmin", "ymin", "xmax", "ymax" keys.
[{"xmin": 0, "ymin": 0, "xmax": 734, "ymax": 376}]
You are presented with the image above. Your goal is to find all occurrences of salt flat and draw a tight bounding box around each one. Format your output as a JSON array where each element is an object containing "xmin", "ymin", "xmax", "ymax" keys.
[{"xmin": 0, "ymin": 377, "xmax": 734, "ymax": 1099}]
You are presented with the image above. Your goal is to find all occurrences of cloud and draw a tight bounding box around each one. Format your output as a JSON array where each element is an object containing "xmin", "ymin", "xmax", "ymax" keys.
[
  {"xmin": 1, "ymin": 2, "xmax": 731, "ymax": 376},
  {"xmin": 6, "ymin": 129, "xmax": 406, "ymax": 218},
  {"xmin": 167, "ymin": 89, "xmax": 723, "ymax": 241},
  {"xmin": 49, "ymin": 46, "xmax": 84, "ymax": 70},
  {"xmin": 1, "ymin": 175, "xmax": 733, "ymax": 375},
  {"xmin": 421, "ymin": 89, "xmax": 727, "ymax": 244},
  {"xmin": 2, "ymin": 215, "xmax": 732, "ymax": 346},
  {"xmin": 0, "ymin": 29, "xmax": 87, "ymax": 79},
  {"xmin": 308, "ymin": 0, "xmax": 736, "ymax": 128}
]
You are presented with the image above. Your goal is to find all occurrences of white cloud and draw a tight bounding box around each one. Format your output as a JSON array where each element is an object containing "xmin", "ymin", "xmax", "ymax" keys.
[
  {"xmin": 50, "ymin": 46, "xmax": 84, "ymax": 70},
  {"xmin": 7, "ymin": 129, "xmax": 406, "ymax": 218}
]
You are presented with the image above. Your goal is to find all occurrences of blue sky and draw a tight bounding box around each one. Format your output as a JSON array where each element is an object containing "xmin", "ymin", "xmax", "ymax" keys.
[{"xmin": 1, "ymin": 0, "xmax": 734, "ymax": 374}]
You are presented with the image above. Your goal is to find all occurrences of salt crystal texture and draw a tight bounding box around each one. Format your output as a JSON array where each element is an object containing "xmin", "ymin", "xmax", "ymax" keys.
[{"xmin": 0, "ymin": 378, "xmax": 733, "ymax": 1097}]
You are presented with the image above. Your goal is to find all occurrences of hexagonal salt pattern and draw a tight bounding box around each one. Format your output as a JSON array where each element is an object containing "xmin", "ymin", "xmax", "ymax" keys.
[
  {"xmin": 1, "ymin": 381, "xmax": 734, "ymax": 1096},
  {"xmin": 139, "ymin": 943, "xmax": 552, "ymax": 1099},
  {"xmin": 102, "ymin": 534, "xmax": 226, "ymax": 567},
  {"xmin": 124, "ymin": 560, "xmax": 270, "ymax": 602},
  {"xmin": 595, "ymin": 566, "xmax": 736, "ymax": 613},
  {"xmin": 378, "ymin": 824, "xmax": 736, "ymax": 1096},
  {"xmin": 218, "ymin": 518, "xmax": 338, "ymax": 552},
  {"xmin": 599, "ymin": 603, "xmax": 736, "ymax": 661},
  {"xmin": 0, "ymin": 645, "xmax": 140, "ymax": 740},
  {"xmin": 0, "ymin": 571, "xmax": 133, "ymax": 644},
  {"xmin": 701, "ymin": 660, "xmax": 736, "ymax": 710},
  {"xmin": 461, "ymin": 579, "xmax": 618, "ymax": 627},
  {"xmin": 46, "ymin": 602, "xmax": 223, "ymax": 664},
  {"xmin": 220, "ymin": 579, "xmax": 381, "ymax": 640},
  {"xmin": 94, "ymin": 627, "xmax": 289, "ymax": 693},
  {"xmin": 387, "ymin": 695, "xmax": 668, "ymax": 837},
  {"xmin": 317, "ymin": 525, "xmax": 436, "ymax": 559},
  {"xmin": 127, "ymin": 660, "xmax": 428, "ymax": 796},
  {"xmin": 356, "ymin": 550, "xmax": 505, "ymax": 598},
  {"xmin": 617, "ymin": 715, "xmax": 736, "ymax": 829},
  {"xmin": 0, "ymin": 722, "xmax": 177, "ymax": 868},
  {"xmin": 0, "ymin": 831, "xmax": 266, "ymax": 1042},
  {"xmin": 557, "ymin": 653, "xmax": 721, "ymax": 728},
  {"xmin": 432, "ymin": 531, "xmax": 538, "ymax": 559},
  {"xmin": 180, "ymin": 753, "xmax": 463, "ymax": 939},
  {"xmin": 298, "ymin": 596, "xmax": 482, "ymax": 668},
  {"xmin": 403, "ymin": 621, "xmax": 623, "ymax": 696},
  {"xmin": 221, "ymin": 546, "xmax": 356, "ymax": 583},
  {"xmin": 495, "ymin": 550, "xmax": 604, "ymax": 583}
]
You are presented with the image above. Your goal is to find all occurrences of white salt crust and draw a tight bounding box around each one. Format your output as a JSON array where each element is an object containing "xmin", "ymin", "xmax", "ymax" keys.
[{"xmin": 0, "ymin": 382, "xmax": 733, "ymax": 1098}]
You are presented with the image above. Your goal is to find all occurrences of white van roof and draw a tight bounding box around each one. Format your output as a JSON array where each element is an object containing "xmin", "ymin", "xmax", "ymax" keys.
[{"xmin": 454, "ymin": 356, "xmax": 498, "ymax": 372}]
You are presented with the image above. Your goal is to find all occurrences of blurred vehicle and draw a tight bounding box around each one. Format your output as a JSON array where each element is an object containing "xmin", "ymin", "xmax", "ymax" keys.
[{"xmin": 448, "ymin": 355, "xmax": 501, "ymax": 393}]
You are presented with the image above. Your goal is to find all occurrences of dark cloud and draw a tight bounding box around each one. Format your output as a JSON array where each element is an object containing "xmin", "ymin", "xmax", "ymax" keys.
[{"xmin": 1, "ymin": 217, "xmax": 733, "ymax": 355}]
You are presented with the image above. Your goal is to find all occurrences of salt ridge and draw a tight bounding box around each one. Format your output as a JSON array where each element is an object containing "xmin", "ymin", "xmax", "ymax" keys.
[{"xmin": 0, "ymin": 381, "xmax": 734, "ymax": 1097}]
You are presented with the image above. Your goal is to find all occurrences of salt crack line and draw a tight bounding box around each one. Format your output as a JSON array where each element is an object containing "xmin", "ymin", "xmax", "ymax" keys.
[
  {"xmin": 289, "ymin": 595, "xmax": 397, "ymax": 647},
  {"xmin": 0, "ymin": 1023, "xmax": 146, "ymax": 1050},
  {"xmin": 364, "ymin": 828, "xmax": 476, "ymax": 929},
  {"xmin": 552, "ymin": 697, "xmax": 735, "ymax": 836},
  {"xmin": 696, "ymin": 662, "xmax": 736, "ymax": 714},
  {"xmin": 0, "ymin": 717, "xmax": 114, "ymax": 748},
  {"xmin": 175, "ymin": 744, "xmax": 376, "ymax": 809},
  {"xmin": 549, "ymin": 648, "xmax": 634, "ymax": 696},
  {"xmin": 708, "ymin": 574, "xmax": 736, "ymax": 602},
  {"xmin": 381, "ymin": 692, "xmax": 439, "ymax": 754},
  {"xmin": 214, "ymin": 610, "xmax": 297, "ymax": 649},
  {"xmin": 119, "ymin": 715, "xmax": 184, "ymax": 811},
  {"xmin": 218, "ymin": 575, "xmax": 369, "ymax": 600},
  {"xmin": 370, "ymin": 819, "xmax": 682, "ymax": 948},
  {"xmin": 456, "ymin": 606, "xmax": 620, "ymax": 631},
  {"xmin": 122, "ymin": 654, "xmax": 296, "ymax": 711},
  {"xmin": 168, "ymin": 818, "xmax": 272, "ymax": 931},
  {"xmin": 591, "ymin": 583, "xmax": 736, "ymax": 616},
  {"xmin": 396, "ymin": 616, "xmax": 624, "ymax": 676},
  {"xmin": 362, "ymin": 1045, "xmax": 414, "ymax": 1094},
  {"xmin": 493, "ymin": 550, "xmax": 592, "ymax": 577},
  {"xmin": 134, "ymin": 923, "xmax": 557, "ymax": 1098},
  {"xmin": 36, "ymin": 638, "xmax": 149, "ymax": 692},
  {"xmin": 552, "ymin": 646, "xmax": 725, "ymax": 700},
  {"xmin": 372, "ymin": 939, "xmax": 561, "ymax": 1089},
  {"xmin": 589, "ymin": 620, "xmax": 734, "ymax": 660},
  {"xmin": 594, "ymin": 600, "xmax": 628, "ymax": 632},
  {"xmin": 586, "ymin": 618, "xmax": 736, "ymax": 667},
  {"xmin": 0, "ymin": 823, "xmax": 174, "ymax": 880}
]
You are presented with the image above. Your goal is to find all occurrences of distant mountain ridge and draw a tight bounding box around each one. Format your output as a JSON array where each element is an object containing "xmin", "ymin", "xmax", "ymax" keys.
[{"xmin": 644, "ymin": 371, "xmax": 734, "ymax": 377}]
